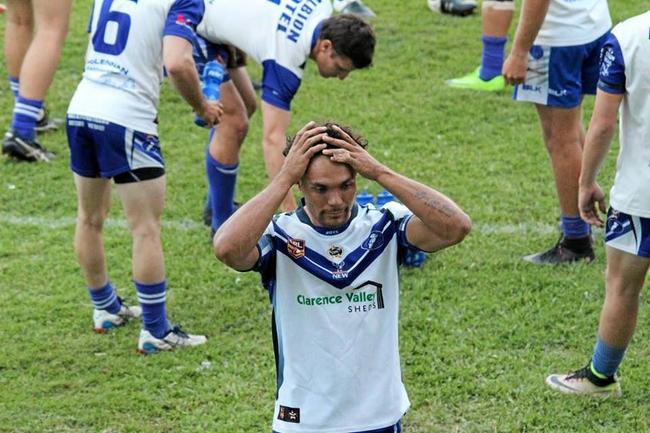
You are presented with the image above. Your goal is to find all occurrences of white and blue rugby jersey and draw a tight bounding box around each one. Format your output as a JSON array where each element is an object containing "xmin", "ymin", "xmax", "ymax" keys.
[
  {"xmin": 253, "ymin": 201, "xmax": 413, "ymax": 433},
  {"xmin": 197, "ymin": 0, "xmax": 332, "ymax": 111},
  {"xmin": 68, "ymin": 0, "xmax": 204, "ymax": 135},
  {"xmin": 598, "ymin": 12, "xmax": 650, "ymax": 216},
  {"xmin": 536, "ymin": 0, "xmax": 611, "ymax": 47}
]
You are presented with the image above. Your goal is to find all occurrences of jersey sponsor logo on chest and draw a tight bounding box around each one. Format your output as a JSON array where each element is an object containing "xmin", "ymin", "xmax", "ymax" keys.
[{"xmin": 295, "ymin": 280, "xmax": 385, "ymax": 314}]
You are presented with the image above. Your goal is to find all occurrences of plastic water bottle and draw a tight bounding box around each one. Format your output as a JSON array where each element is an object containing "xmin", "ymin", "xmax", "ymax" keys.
[
  {"xmin": 194, "ymin": 60, "xmax": 225, "ymax": 127},
  {"xmin": 376, "ymin": 189, "xmax": 394, "ymax": 206},
  {"xmin": 356, "ymin": 189, "xmax": 374, "ymax": 206}
]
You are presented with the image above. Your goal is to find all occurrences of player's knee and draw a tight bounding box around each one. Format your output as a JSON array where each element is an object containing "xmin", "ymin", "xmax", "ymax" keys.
[
  {"xmin": 129, "ymin": 220, "xmax": 162, "ymax": 243},
  {"xmin": 229, "ymin": 112, "xmax": 250, "ymax": 144},
  {"xmin": 77, "ymin": 212, "xmax": 106, "ymax": 233}
]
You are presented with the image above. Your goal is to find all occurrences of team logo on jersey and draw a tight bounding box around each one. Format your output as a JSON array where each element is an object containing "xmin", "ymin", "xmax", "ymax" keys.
[
  {"xmin": 362, "ymin": 231, "xmax": 384, "ymax": 251},
  {"xmin": 278, "ymin": 405, "xmax": 300, "ymax": 424},
  {"xmin": 331, "ymin": 261, "xmax": 349, "ymax": 280},
  {"xmin": 328, "ymin": 245, "xmax": 343, "ymax": 258},
  {"xmin": 287, "ymin": 238, "xmax": 305, "ymax": 259}
]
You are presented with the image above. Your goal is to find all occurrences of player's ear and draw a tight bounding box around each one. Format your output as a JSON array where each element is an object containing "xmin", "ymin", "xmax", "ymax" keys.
[{"xmin": 318, "ymin": 39, "xmax": 333, "ymax": 53}]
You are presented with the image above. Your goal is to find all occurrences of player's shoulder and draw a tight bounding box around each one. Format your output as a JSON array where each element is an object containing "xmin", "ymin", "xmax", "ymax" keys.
[{"xmin": 612, "ymin": 11, "xmax": 650, "ymax": 35}]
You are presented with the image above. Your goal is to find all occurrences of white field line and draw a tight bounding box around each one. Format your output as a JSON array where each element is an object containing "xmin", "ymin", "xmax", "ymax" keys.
[{"xmin": 0, "ymin": 213, "xmax": 566, "ymax": 236}]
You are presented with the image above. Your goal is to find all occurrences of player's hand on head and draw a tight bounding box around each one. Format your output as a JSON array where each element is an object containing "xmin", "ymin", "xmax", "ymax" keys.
[
  {"xmin": 198, "ymin": 100, "xmax": 224, "ymax": 128},
  {"xmin": 281, "ymin": 121, "xmax": 328, "ymax": 184},
  {"xmin": 578, "ymin": 182, "xmax": 607, "ymax": 227},
  {"xmin": 321, "ymin": 125, "xmax": 384, "ymax": 181}
]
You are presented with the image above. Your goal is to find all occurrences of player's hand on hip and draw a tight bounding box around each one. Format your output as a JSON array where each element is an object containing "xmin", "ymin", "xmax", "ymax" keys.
[
  {"xmin": 321, "ymin": 125, "xmax": 385, "ymax": 181},
  {"xmin": 280, "ymin": 121, "xmax": 328, "ymax": 184},
  {"xmin": 502, "ymin": 51, "xmax": 528, "ymax": 86},
  {"xmin": 578, "ymin": 182, "xmax": 607, "ymax": 227},
  {"xmin": 198, "ymin": 100, "xmax": 224, "ymax": 128}
]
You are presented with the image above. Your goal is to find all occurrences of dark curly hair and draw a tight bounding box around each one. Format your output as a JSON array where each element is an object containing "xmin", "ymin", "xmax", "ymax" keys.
[
  {"xmin": 283, "ymin": 122, "xmax": 368, "ymax": 157},
  {"xmin": 319, "ymin": 15, "xmax": 375, "ymax": 69}
]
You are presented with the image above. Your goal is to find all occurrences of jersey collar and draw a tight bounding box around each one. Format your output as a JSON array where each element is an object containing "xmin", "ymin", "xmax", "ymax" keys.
[
  {"xmin": 311, "ymin": 20, "xmax": 324, "ymax": 51},
  {"xmin": 296, "ymin": 199, "xmax": 359, "ymax": 235}
]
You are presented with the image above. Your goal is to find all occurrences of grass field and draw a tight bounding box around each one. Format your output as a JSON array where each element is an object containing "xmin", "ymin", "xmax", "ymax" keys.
[{"xmin": 1, "ymin": 1, "xmax": 649, "ymax": 432}]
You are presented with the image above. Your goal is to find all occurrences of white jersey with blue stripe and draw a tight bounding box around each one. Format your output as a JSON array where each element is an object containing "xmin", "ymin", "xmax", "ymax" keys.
[
  {"xmin": 599, "ymin": 12, "xmax": 650, "ymax": 217},
  {"xmin": 197, "ymin": 0, "xmax": 332, "ymax": 111},
  {"xmin": 535, "ymin": 0, "xmax": 611, "ymax": 47},
  {"xmin": 254, "ymin": 201, "xmax": 412, "ymax": 433},
  {"xmin": 68, "ymin": 0, "xmax": 204, "ymax": 135}
]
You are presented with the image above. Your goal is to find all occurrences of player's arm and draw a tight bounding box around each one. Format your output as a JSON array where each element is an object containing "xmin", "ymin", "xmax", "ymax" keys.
[
  {"xmin": 579, "ymin": 34, "xmax": 626, "ymax": 227},
  {"xmin": 578, "ymin": 90, "xmax": 623, "ymax": 227},
  {"xmin": 322, "ymin": 128, "xmax": 471, "ymax": 252},
  {"xmin": 502, "ymin": 0, "xmax": 550, "ymax": 85},
  {"xmin": 214, "ymin": 122, "xmax": 328, "ymax": 270},
  {"xmin": 163, "ymin": 35, "xmax": 222, "ymax": 127}
]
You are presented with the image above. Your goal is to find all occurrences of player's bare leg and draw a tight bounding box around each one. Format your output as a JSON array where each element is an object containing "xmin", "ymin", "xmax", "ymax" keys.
[
  {"xmin": 598, "ymin": 247, "xmax": 649, "ymax": 349},
  {"xmin": 74, "ymin": 175, "xmax": 112, "ymax": 289},
  {"xmin": 546, "ymin": 247, "xmax": 649, "ymax": 396},
  {"xmin": 4, "ymin": 0, "xmax": 33, "ymax": 80},
  {"xmin": 116, "ymin": 176, "xmax": 167, "ymax": 284},
  {"xmin": 74, "ymin": 174, "xmax": 140, "ymax": 332},
  {"xmin": 18, "ymin": 0, "xmax": 71, "ymax": 100},
  {"xmin": 523, "ymin": 104, "xmax": 594, "ymax": 264},
  {"xmin": 229, "ymin": 66, "xmax": 257, "ymax": 119}
]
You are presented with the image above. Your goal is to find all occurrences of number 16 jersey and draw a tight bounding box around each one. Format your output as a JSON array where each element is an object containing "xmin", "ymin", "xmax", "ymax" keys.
[{"xmin": 68, "ymin": 0, "xmax": 204, "ymax": 135}]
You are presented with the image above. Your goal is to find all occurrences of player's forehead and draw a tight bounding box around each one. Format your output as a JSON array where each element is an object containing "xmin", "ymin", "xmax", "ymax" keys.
[{"xmin": 304, "ymin": 156, "xmax": 355, "ymax": 186}]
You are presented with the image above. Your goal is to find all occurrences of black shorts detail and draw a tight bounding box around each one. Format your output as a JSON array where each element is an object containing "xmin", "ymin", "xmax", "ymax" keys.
[{"xmin": 113, "ymin": 167, "xmax": 165, "ymax": 184}]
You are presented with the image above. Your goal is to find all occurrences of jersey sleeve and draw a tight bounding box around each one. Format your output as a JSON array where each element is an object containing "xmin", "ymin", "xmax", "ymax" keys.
[
  {"xmin": 164, "ymin": 0, "xmax": 205, "ymax": 43},
  {"xmin": 380, "ymin": 202, "xmax": 420, "ymax": 254},
  {"xmin": 252, "ymin": 223, "xmax": 278, "ymax": 295},
  {"xmin": 598, "ymin": 33, "xmax": 626, "ymax": 95},
  {"xmin": 261, "ymin": 60, "xmax": 302, "ymax": 111}
]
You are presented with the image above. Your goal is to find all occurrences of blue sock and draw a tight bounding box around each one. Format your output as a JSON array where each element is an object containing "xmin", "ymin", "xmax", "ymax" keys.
[
  {"xmin": 88, "ymin": 281, "xmax": 122, "ymax": 314},
  {"xmin": 206, "ymin": 149, "xmax": 239, "ymax": 232},
  {"xmin": 479, "ymin": 35, "xmax": 507, "ymax": 81},
  {"xmin": 11, "ymin": 94, "xmax": 43, "ymax": 141},
  {"xmin": 591, "ymin": 336, "xmax": 627, "ymax": 378},
  {"xmin": 561, "ymin": 214, "xmax": 590, "ymax": 239},
  {"xmin": 136, "ymin": 280, "xmax": 169, "ymax": 338},
  {"xmin": 8, "ymin": 76, "xmax": 19, "ymax": 100}
]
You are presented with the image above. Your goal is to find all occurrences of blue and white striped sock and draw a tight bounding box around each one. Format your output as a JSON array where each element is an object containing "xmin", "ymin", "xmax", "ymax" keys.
[
  {"xmin": 8, "ymin": 76, "xmax": 19, "ymax": 100},
  {"xmin": 136, "ymin": 280, "xmax": 170, "ymax": 338},
  {"xmin": 88, "ymin": 281, "xmax": 122, "ymax": 314},
  {"xmin": 11, "ymin": 95, "xmax": 43, "ymax": 141}
]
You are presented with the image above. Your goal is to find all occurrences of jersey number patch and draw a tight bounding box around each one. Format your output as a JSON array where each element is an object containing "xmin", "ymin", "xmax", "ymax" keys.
[{"xmin": 92, "ymin": 0, "xmax": 138, "ymax": 56}]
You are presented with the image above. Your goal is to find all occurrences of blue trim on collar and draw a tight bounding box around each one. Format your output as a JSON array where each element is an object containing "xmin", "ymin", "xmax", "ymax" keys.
[
  {"xmin": 295, "ymin": 199, "xmax": 359, "ymax": 236},
  {"xmin": 271, "ymin": 213, "xmax": 396, "ymax": 289},
  {"xmin": 311, "ymin": 20, "xmax": 324, "ymax": 51}
]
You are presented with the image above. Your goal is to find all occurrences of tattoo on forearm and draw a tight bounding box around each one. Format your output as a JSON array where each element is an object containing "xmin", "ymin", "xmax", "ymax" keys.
[{"xmin": 414, "ymin": 191, "xmax": 456, "ymax": 217}]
